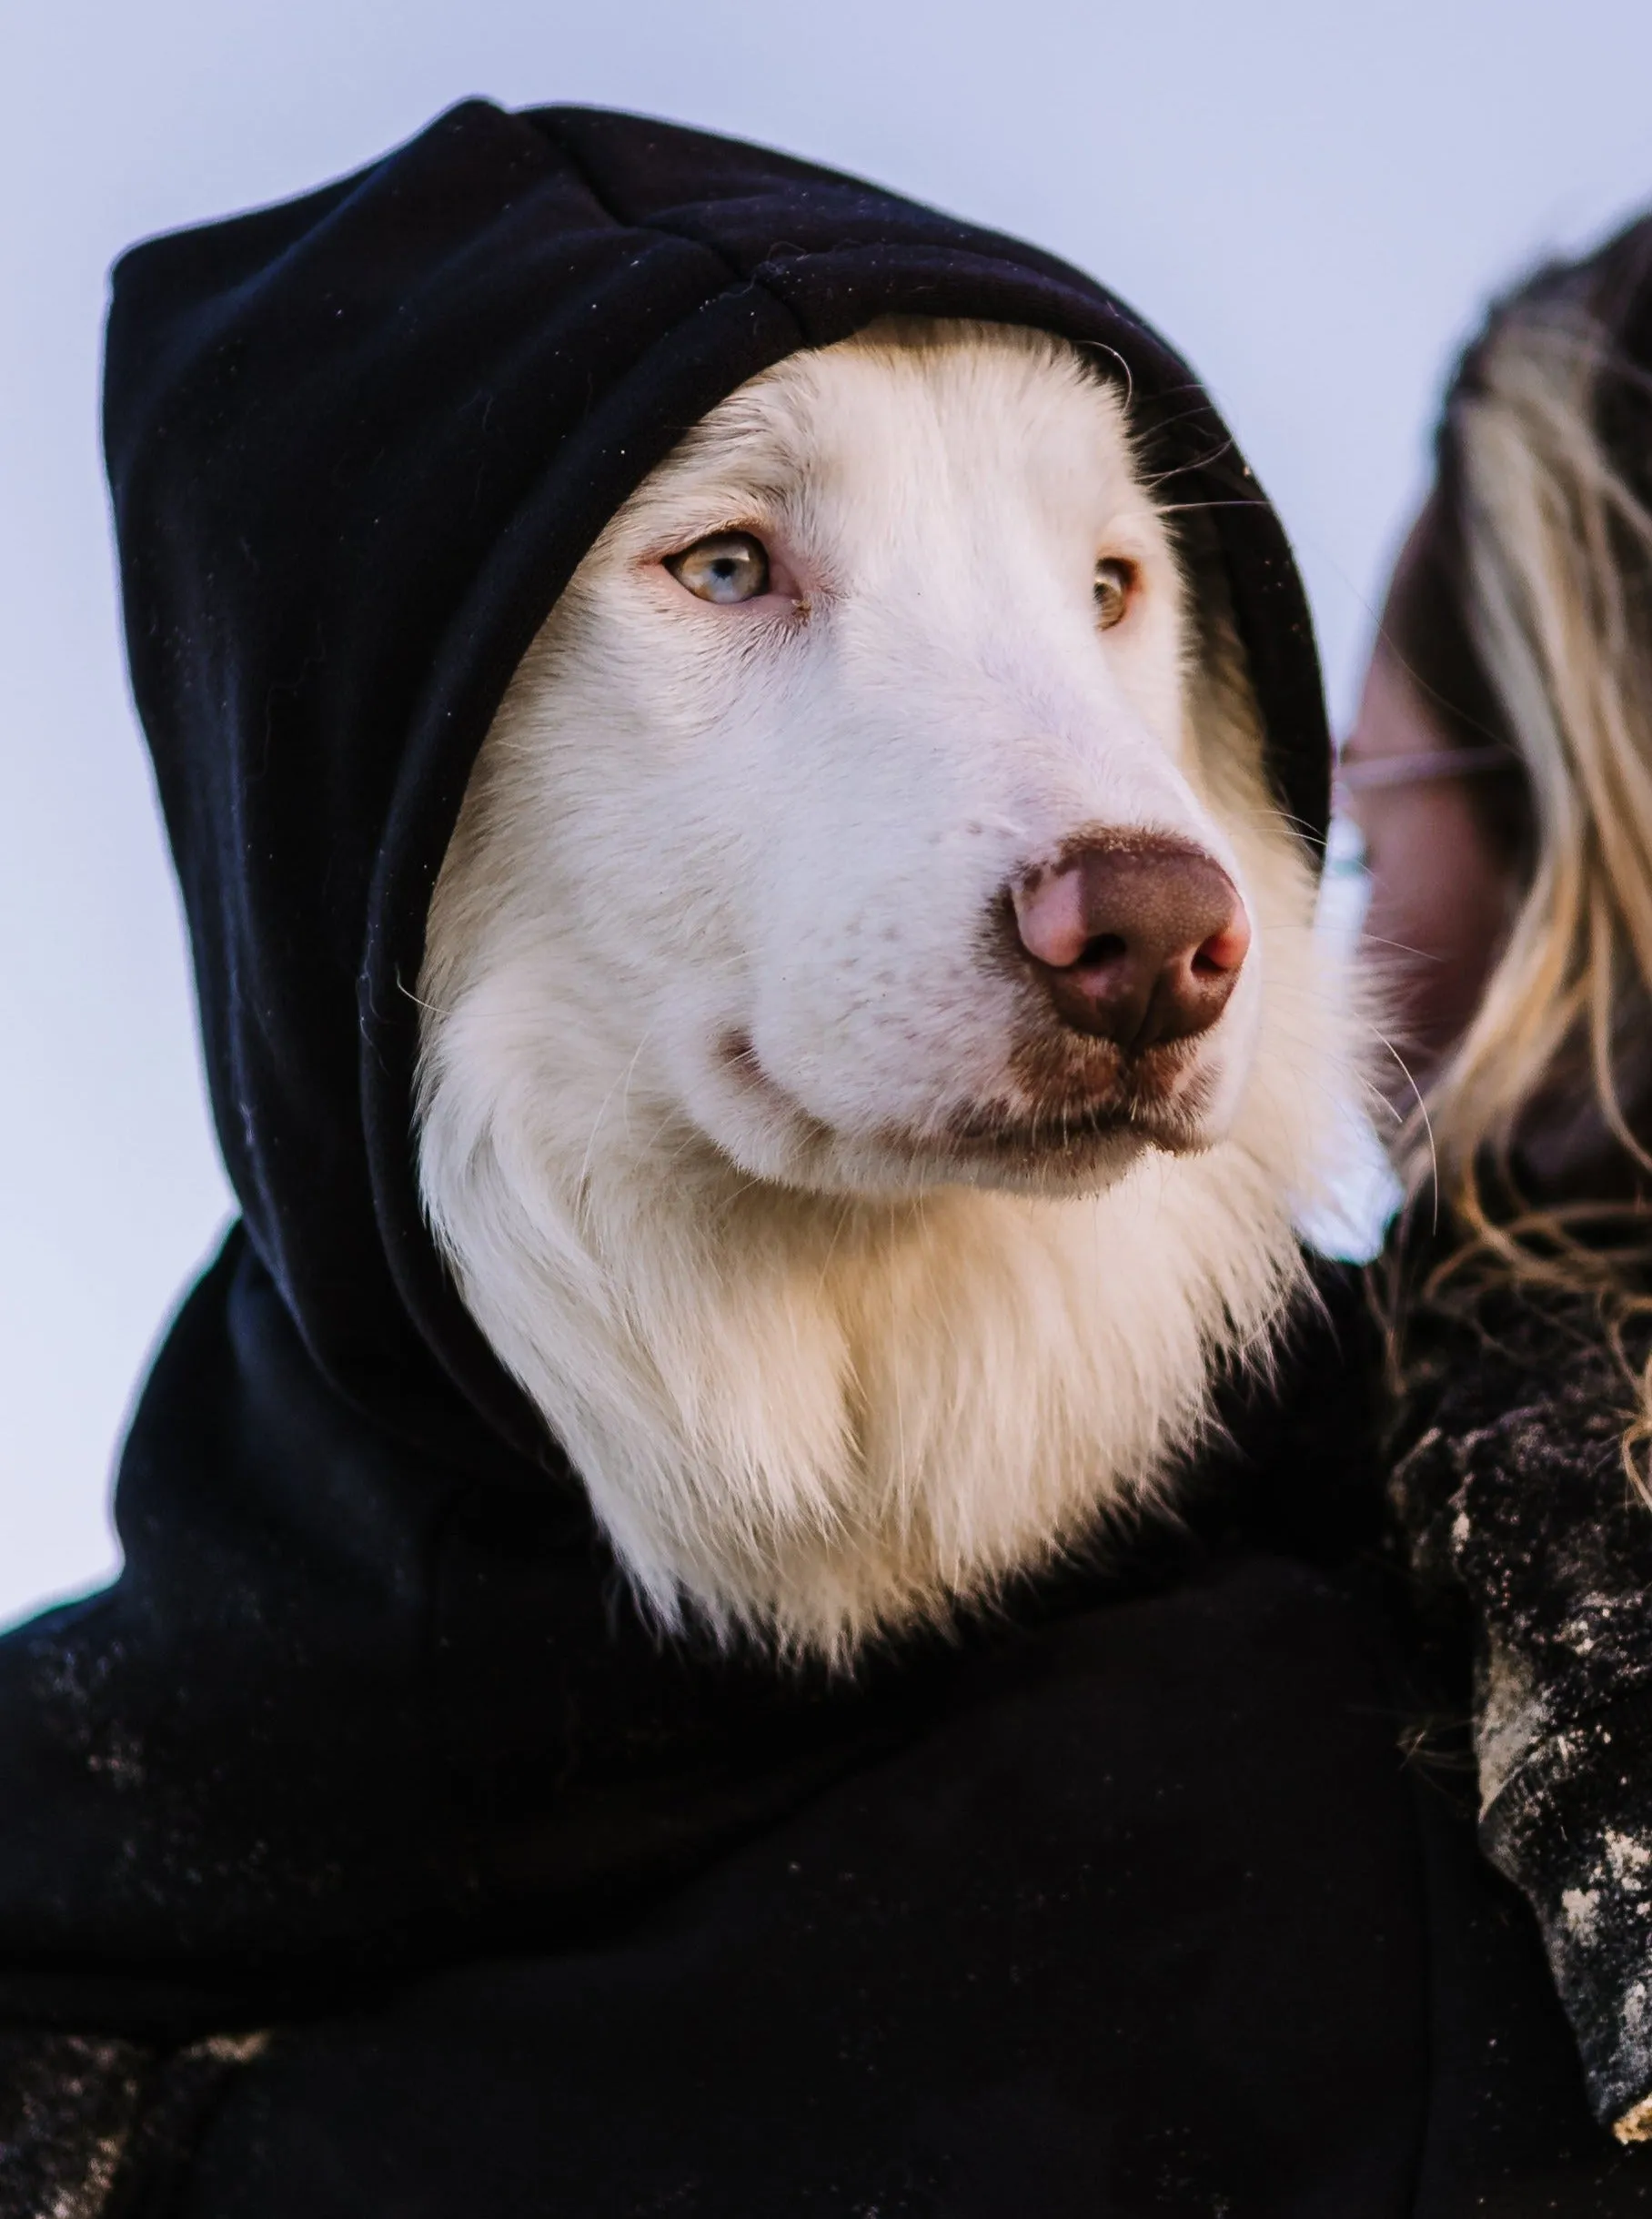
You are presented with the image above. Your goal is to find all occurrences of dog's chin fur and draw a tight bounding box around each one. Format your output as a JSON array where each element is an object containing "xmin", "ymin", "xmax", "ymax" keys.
[{"xmin": 416, "ymin": 319, "xmax": 1356, "ymax": 1662}]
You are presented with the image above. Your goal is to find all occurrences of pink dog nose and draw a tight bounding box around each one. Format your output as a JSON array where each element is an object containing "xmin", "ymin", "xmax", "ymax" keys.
[{"xmin": 1011, "ymin": 835, "xmax": 1250, "ymax": 1048}]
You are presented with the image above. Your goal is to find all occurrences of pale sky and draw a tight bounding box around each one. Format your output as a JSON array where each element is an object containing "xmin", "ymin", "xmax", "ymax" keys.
[{"xmin": 5, "ymin": 0, "xmax": 1652, "ymax": 1626}]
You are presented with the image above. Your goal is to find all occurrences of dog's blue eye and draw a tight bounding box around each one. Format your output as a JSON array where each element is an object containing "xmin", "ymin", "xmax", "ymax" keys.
[
  {"xmin": 668, "ymin": 531, "xmax": 771, "ymax": 604},
  {"xmin": 1094, "ymin": 557, "xmax": 1136, "ymax": 630}
]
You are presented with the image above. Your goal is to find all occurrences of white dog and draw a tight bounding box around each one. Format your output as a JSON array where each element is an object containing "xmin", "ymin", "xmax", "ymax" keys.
[{"xmin": 415, "ymin": 318, "xmax": 1351, "ymax": 1658}]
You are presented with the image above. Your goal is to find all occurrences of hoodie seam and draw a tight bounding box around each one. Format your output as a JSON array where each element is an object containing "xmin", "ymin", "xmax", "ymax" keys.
[{"xmin": 530, "ymin": 116, "xmax": 807, "ymax": 344}]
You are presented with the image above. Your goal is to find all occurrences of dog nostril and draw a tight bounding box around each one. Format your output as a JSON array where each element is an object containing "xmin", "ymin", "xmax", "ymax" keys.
[
  {"xmin": 1010, "ymin": 835, "xmax": 1248, "ymax": 1049},
  {"xmin": 1192, "ymin": 922, "xmax": 1249, "ymax": 977}
]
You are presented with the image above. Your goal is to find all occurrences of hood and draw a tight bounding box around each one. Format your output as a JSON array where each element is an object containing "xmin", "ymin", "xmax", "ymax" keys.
[
  {"xmin": 107, "ymin": 97, "xmax": 1327, "ymax": 1468},
  {"xmin": 0, "ymin": 102, "xmax": 1331, "ymax": 2032}
]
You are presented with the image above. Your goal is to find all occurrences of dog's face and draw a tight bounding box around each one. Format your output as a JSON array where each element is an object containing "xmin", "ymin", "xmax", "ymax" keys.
[
  {"xmin": 450, "ymin": 321, "xmax": 1274, "ymax": 1205},
  {"xmin": 419, "ymin": 319, "xmax": 1337, "ymax": 1649}
]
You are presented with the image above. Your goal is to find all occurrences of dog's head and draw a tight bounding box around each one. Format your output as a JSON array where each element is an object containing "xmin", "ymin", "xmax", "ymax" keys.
[
  {"xmin": 418, "ymin": 319, "xmax": 1345, "ymax": 1650},
  {"xmin": 433, "ymin": 320, "xmax": 1289, "ymax": 1200}
]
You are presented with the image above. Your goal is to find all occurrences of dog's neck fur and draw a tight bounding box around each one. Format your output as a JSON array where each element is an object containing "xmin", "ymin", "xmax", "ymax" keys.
[
  {"xmin": 418, "ymin": 1053, "xmax": 1314, "ymax": 1658},
  {"xmin": 416, "ymin": 324, "xmax": 1349, "ymax": 1660}
]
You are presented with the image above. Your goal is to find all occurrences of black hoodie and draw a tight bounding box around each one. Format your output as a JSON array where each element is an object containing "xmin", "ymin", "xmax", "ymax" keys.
[{"xmin": 0, "ymin": 101, "xmax": 1639, "ymax": 2218}]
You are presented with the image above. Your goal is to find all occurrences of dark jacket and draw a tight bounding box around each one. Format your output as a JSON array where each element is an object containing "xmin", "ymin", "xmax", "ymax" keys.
[
  {"xmin": 0, "ymin": 102, "xmax": 1640, "ymax": 2215},
  {"xmin": 1388, "ymin": 1268, "xmax": 1652, "ymax": 2142}
]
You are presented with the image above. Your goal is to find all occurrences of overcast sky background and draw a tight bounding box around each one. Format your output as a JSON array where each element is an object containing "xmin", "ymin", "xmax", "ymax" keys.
[{"xmin": 5, "ymin": 0, "xmax": 1652, "ymax": 1629}]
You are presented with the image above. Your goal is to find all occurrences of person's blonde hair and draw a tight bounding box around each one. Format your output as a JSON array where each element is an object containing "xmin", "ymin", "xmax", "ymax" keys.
[{"xmin": 1388, "ymin": 217, "xmax": 1652, "ymax": 1482}]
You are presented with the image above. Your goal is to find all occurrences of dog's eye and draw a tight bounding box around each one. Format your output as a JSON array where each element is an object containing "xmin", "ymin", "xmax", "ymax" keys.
[
  {"xmin": 667, "ymin": 531, "xmax": 771, "ymax": 605},
  {"xmin": 1093, "ymin": 557, "xmax": 1136, "ymax": 631}
]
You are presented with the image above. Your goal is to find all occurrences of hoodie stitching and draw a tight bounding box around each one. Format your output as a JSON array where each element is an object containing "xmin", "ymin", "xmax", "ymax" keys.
[{"xmin": 533, "ymin": 118, "xmax": 806, "ymax": 345}]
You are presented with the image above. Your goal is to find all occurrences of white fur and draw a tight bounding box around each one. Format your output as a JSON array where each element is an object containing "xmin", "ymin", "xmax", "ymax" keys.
[{"xmin": 416, "ymin": 320, "xmax": 1354, "ymax": 1659}]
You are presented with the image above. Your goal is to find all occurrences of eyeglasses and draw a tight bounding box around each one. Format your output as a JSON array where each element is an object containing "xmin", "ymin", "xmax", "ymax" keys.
[{"xmin": 1334, "ymin": 743, "xmax": 1516, "ymax": 799}]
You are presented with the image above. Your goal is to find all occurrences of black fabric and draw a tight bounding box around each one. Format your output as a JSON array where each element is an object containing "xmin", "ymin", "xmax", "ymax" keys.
[
  {"xmin": 0, "ymin": 93, "xmax": 1332, "ymax": 2019},
  {"xmin": 0, "ymin": 1226, "xmax": 962, "ymax": 2018},
  {"xmin": 1388, "ymin": 1277, "xmax": 1652, "ymax": 2137},
  {"xmin": 0, "ymin": 100, "xmax": 1636, "ymax": 2212},
  {"xmin": 101, "ymin": 96, "xmax": 1330, "ymax": 1477},
  {"xmin": 137, "ymin": 1560, "xmax": 1459, "ymax": 2216},
  {"xmin": 0, "ymin": 2029, "xmax": 264, "ymax": 2219}
]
